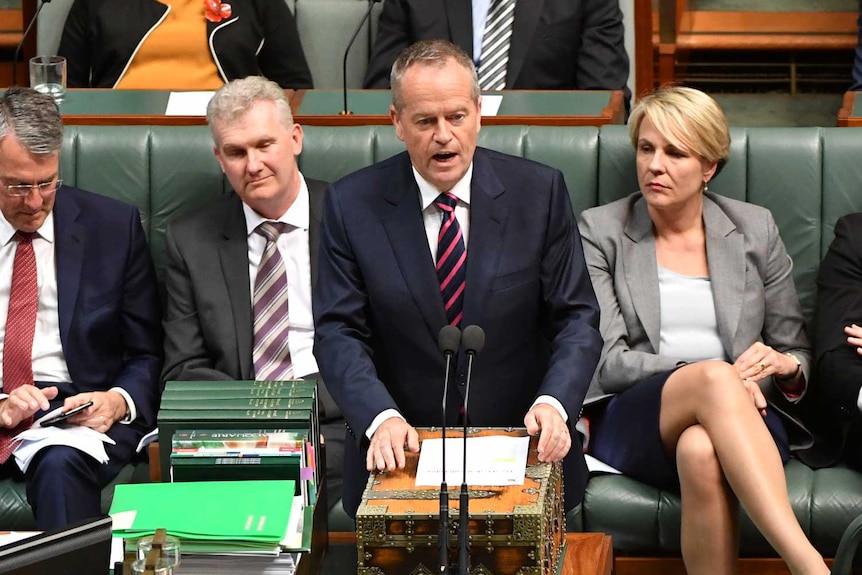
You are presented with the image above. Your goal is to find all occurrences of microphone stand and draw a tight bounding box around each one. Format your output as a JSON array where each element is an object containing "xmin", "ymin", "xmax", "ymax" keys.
[
  {"xmin": 13, "ymin": 0, "xmax": 53, "ymax": 87},
  {"xmin": 457, "ymin": 325, "xmax": 485, "ymax": 575},
  {"xmin": 437, "ymin": 326, "xmax": 460, "ymax": 574},
  {"xmin": 340, "ymin": 0, "xmax": 380, "ymax": 115}
]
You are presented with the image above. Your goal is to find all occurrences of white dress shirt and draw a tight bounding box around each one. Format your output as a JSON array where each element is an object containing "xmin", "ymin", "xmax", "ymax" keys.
[{"xmin": 243, "ymin": 173, "xmax": 319, "ymax": 380}]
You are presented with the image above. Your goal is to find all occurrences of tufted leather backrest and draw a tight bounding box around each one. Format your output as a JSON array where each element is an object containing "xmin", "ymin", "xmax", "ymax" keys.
[{"xmin": 57, "ymin": 124, "xmax": 862, "ymax": 325}]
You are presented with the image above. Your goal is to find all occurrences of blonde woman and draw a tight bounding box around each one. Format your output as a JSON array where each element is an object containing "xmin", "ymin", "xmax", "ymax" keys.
[{"xmin": 579, "ymin": 86, "xmax": 829, "ymax": 575}]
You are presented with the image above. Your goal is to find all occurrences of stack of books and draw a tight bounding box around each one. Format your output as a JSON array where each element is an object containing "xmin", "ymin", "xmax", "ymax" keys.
[
  {"xmin": 111, "ymin": 480, "xmax": 309, "ymax": 575},
  {"xmin": 157, "ymin": 380, "xmax": 320, "ymax": 491},
  {"xmin": 170, "ymin": 428, "xmax": 316, "ymax": 506}
]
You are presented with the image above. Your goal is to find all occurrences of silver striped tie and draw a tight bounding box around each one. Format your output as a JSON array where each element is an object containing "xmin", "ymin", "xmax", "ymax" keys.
[
  {"xmin": 252, "ymin": 221, "xmax": 294, "ymax": 380},
  {"xmin": 478, "ymin": 0, "xmax": 516, "ymax": 91}
]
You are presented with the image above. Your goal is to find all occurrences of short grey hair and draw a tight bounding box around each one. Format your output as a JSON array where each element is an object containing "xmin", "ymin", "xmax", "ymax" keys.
[
  {"xmin": 0, "ymin": 86, "xmax": 63, "ymax": 155},
  {"xmin": 390, "ymin": 40, "xmax": 479, "ymax": 111},
  {"xmin": 206, "ymin": 76, "xmax": 294, "ymax": 142}
]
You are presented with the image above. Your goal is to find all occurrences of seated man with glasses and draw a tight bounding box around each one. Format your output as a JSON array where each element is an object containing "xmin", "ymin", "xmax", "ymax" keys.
[{"xmin": 0, "ymin": 87, "xmax": 162, "ymax": 530}]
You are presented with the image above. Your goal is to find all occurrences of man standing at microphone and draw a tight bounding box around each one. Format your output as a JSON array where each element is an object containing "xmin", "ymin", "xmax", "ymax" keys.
[{"xmin": 313, "ymin": 40, "xmax": 602, "ymax": 519}]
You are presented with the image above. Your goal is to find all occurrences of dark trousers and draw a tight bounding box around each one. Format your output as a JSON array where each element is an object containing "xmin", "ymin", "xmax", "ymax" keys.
[{"xmin": 24, "ymin": 445, "xmax": 123, "ymax": 530}]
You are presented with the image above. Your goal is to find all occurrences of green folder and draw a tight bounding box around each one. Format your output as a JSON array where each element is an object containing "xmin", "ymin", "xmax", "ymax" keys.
[{"xmin": 110, "ymin": 480, "xmax": 294, "ymax": 543}]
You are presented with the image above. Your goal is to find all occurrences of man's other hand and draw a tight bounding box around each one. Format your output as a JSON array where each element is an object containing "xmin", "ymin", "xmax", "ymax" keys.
[
  {"xmin": 0, "ymin": 385, "xmax": 58, "ymax": 428},
  {"xmin": 366, "ymin": 417, "xmax": 419, "ymax": 472},
  {"xmin": 64, "ymin": 390, "xmax": 126, "ymax": 433},
  {"xmin": 524, "ymin": 403, "xmax": 571, "ymax": 463}
]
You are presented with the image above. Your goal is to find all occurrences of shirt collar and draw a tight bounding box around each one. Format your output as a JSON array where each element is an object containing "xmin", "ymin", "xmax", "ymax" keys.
[
  {"xmin": 0, "ymin": 210, "xmax": 55, "ymax": 247},
  {"xmin": 414, "ymin": 163, "xmax": 474, "ymax": 211},
  {"xmin": 243, "ymin": 173, "xmax": 310, "ymax": 235}
]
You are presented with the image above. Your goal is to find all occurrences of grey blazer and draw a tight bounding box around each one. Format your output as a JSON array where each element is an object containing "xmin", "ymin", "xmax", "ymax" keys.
[{"xmin": 578, "ymin": 192, "xmax": 813, "ymax": 449}]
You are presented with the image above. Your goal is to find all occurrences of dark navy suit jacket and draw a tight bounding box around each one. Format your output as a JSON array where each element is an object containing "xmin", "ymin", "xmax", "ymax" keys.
[
  {"xmin": 40, "ymin": 186, "xmax": 162, "ymax": 468},
  {"xmin": 313, "ymin": 147, "xmax": 602, "ymax": 517}
]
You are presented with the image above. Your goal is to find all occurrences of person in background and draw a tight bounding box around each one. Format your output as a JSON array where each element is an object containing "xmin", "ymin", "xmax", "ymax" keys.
[
  {"xmin": 161, "ymin": 76, "xmax": 343, "ymax": 509},
  {"xmin": 851, "ymin": 0, "xmax": 862, "ymax": 90},
  {"xmin": 363, "ymin": 0, "xmax": 630, "ymax": 108},
  {"xmin": 314, "ymin": 40, "xmax": 602, "ymax": 519},
  {"xmin": 814, "ymin": 212, "xmax": 862, "ymax": 471},
  {"xmin": 58, "ymin": 0, "xmax": 313, "ymax": 90},
  {"xmin": 0, "ymin": 87, "xmax": 162, "ymax": 530},
  {"xmin": 578, "ymin": 86, "xmax": 828, "ymax": 574}
]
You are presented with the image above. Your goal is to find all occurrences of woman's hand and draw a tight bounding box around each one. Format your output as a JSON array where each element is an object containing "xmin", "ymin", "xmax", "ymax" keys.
[{"xmin": 733, "ymin": 342, "xmax": 798, "ymax": 383}]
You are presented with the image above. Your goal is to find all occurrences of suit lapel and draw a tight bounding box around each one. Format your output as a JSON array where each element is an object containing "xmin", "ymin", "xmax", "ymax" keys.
[
  {"xmin": 307, "ymin": 179, "xmax": 325, "ymax": 289},
  {"xmin": 462, "ymin": 149, "xmax": 506, "ymax": 328},
  {"xmin": 382, "ymin": 154, "xmax": 448, "ymax": 336},
  {"xmin": 622, "ymin": 198, "xmax": 661, "ymax": 353},
  {"xmin": 54, "ymin": 189, "xmax": 84, "ymax": 346},
  {"xmin": 507, "ymin": 0, "xmax": 544, "ymax": 87},
  {"xmin": 703, "ymin": 197, "xmax": 745, "ymax": 358},
  {"xmin": 443, "ymin": 0, "xmax": 473, "ymax": 55},
  {"xmin": 218, "ymin": 195, "xmax": 254, "ymax": 379}
]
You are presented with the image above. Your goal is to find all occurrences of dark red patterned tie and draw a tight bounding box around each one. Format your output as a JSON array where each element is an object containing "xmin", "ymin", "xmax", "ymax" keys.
[
  {"xmin": 0, "ymin": 232, "xmax": 38, "ymax": 464},
  {"xmin": 435, "ymin": 193, "xmax": 466, "ymax": 327}
]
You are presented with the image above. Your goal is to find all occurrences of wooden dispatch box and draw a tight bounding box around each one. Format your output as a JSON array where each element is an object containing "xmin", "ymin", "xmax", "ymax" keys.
[{"xmin": 356, "ymin": 428, "xmax": 564, "ymax": 575}]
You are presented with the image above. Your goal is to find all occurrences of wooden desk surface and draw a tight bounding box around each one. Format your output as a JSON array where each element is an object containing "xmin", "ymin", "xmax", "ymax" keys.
[
  {"xmin": 561, "ymin": 533, "xmax": 613, "ymax": 575},
  {"xmin": 53, "ymin": 89, "xmax": 624, "ymax": 127},
  {"xmin": 838, "ymin": 91, "xmax": 862, "ymax": 127}
]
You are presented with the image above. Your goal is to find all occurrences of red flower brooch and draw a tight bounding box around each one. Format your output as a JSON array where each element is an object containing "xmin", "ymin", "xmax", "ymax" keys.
[{"xmin": 204, "ymin": 0, "xmax": 232, "ymax": 22}]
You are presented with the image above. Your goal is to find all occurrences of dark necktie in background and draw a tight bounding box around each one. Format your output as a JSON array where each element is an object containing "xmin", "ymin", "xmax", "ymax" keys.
[
  {"xmin": 252, "ymin": 221, "xmax": 294, "ymax": 381},
  {"xmin": 478, "ymin": 0, "xmax": 516, "ymax": 91},
  {"xmin": 0, "ymin": 232, "xmax": 39, "ymax": 464},
  {"xmin": 435, "ymin": 193, "xmax": 466, "ymax": 327}
]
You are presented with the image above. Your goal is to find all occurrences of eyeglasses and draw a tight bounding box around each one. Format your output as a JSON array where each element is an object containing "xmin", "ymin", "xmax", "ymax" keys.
[{"xmin": 2, "ymin": 179, "xmax": 62, "ymax": 198}]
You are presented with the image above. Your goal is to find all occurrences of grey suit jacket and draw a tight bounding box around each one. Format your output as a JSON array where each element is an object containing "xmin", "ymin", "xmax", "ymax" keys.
[
  {"xmin": 578, "ymin": 192, "xmax": 813, "ymax": 448},
  {"xmin": 161, "ymin": 178, "xmax": 327, "ymax": 383}
]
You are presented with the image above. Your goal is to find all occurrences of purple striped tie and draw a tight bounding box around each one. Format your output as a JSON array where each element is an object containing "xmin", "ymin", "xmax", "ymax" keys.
[
  {"xmin": 435, "ymin": 193, "xmax": 466, "ymax": 327},
  {"xmin": 252, "ymin": 221, "xmax": 293, "ymax": 380}
]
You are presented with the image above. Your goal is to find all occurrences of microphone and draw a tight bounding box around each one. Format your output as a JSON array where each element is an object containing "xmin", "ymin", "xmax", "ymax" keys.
[
  {"xmin": 437, "ymin": 325, "xmax": 460, "ymax": 574},
  {"xmin": 457, "ymin": 325, "xmax": 485, "ymax": 575},
  {"xmin": 13, "ymin": 0, "xmax": 53, "ymax": 87},
  {"xmin": 340, "ymin": 0, "xmax": 381, "ymax": 115}
]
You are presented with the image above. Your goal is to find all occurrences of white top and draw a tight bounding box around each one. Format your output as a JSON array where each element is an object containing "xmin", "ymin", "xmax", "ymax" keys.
[{"xmin": 658, "ymin": 265, "xmax": 726, "ymax": 362}]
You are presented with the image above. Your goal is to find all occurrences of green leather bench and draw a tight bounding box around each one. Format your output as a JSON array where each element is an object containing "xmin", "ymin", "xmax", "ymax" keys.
[{"xmin": 3, "ymin": 124, "xmax": 861, "ymax": 565}]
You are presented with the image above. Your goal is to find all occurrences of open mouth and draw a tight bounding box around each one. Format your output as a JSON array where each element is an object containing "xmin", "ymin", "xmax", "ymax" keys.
[{"xmin": 433, "ymin": 152, "xmax": 457, "ymax": 163}]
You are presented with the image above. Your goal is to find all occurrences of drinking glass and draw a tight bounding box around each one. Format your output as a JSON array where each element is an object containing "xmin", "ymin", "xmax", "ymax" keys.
[
  {"xmin": 29, "ymin": 56, "xmax": 66, "ymax": 101},
  {"xmin": 135, "ymin": 534, "xmax": 181, "ymax": 568}
]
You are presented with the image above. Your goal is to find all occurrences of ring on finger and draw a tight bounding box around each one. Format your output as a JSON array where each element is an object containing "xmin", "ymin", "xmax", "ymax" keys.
[{"xmin": 758, "ymin": 361, "xmax": 767, "ymax": 371}]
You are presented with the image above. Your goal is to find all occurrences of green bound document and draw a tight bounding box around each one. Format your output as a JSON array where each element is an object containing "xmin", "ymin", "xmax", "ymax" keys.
[
  {"xmin": 163, "ymin": 380, "xmax": 316, "ymax": 392},
  {"xmin": 160, "ymin": 386, "xmax": 316, "ymax": 400},
  {"xmin": 159, "ymin": 396, "xmax": 316, "ymax": 410},
  {"xmin": 110, "ymin": 480, "xmax": 294, "ymax": 544}
]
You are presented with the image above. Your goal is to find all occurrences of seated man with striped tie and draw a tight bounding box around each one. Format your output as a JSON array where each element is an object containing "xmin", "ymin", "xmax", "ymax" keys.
[
  {"xmin": 161, "ymin": 76, "xmax": 344, "ymax": 510},
  {"xmin": 0, "ymin": 87, "xmax": 162, "ymax": 530},
  {"xmin": 314, "ymin": 40, "xmax": 603, "ymax": 519},
  {"xmin": 363, "ymin": 0, "xmax": 630, "ymax": 108}
]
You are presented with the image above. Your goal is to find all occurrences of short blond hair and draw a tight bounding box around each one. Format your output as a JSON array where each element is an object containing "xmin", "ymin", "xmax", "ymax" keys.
[
  {"xmin": 629, "ymin": 86, "xmax": 730, "ymax": 170},
  {"xmin": 206, "ymin": 76, "xmax": 294, "ymax": 142}
]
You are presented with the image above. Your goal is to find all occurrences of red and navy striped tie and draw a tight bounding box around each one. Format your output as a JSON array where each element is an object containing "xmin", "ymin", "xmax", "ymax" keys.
[{"xmin": 435, "ymin": 193, "xmax": 466, "ymax": 327}]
